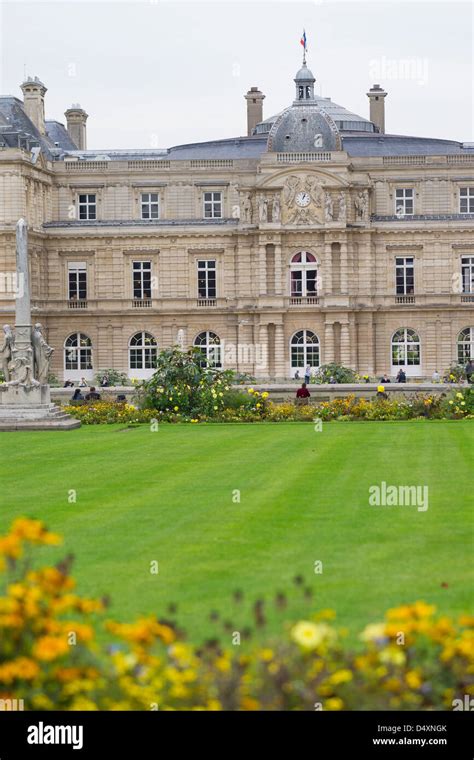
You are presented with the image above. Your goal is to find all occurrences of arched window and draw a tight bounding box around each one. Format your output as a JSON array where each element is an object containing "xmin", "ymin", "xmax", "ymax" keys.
[
  {"xmin": 290, "ymin": 252, "xmax": 318, "ymax": 297},
  {"xmin": 64, "ymin": 333, "xmax": 92, "ymax": 370},
  {"xmin": 290, "ymin": 330, "xmax": 320, "ymax": 370},
  {"xmin": 129, "ymin": 332, "xmax": 157, "ymax": 370},
  {"xmin": 458, "ymin": 327, "xmax": 474, "ymax": 363},
  {"xmin": 194, "ymin": 331, "xmax": 221, "ymax": 368},
  {"xmin": 391, "ymin": 328, "xmax": 420, "ymax": 367}
]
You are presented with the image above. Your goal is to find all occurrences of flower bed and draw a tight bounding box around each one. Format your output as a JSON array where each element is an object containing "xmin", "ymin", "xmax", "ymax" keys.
[
  {"xmin": 0, "ymin": 519, "xmax": 472, "ymax": 711},
  {"xmin": 64, "ymin": 389, "xmax": 474, "ymax": 424}
]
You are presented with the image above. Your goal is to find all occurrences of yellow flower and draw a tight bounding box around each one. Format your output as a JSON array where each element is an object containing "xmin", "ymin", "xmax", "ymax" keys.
[
  {"xmin": 379, "ymin": 647, "xmax": 406, "ymax": 666},
  {"xmin": 325, "ymin": 697, "xmax": 344, "ymax": 710},
  {"xmin": 406, "ymin": 670, "xmax": 422, "ymax": 689},
  {"xmin": 291, "ymin": 621, "xmax": 335, "ymax": 650},
  {"xmin": 248, "ymin": 388, "xmax": 254, "ymax": 394},
  {"xmin": 329, "ymin": 669, "xmax": 353, "ymax": 685},
  {"xmin": 377, "ymin": 385, "xmax": 385, "ymax": 392},
  {"xmin": 33, "ymin": 635, "xmax": 70, "ymax": 661},
  {"xmin": 261, "ymin": 391, "xmax": 269, "ymax": 399},
  {"xmin": 174, "ymin": 406, "xmax": 179, "ymax": 412},
  {"xmin": 360, "ymin": 623, "xmax": 386, "ymax": 642}
]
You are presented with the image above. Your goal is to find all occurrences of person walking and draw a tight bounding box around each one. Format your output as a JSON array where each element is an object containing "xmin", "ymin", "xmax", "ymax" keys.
[
  {"xmin": 396, "ymin": 368, "xmax": 407, "ymax": 383},
  {"xmin": 304, "ymin": 365, "xmax": 311, "ymax": 385}
]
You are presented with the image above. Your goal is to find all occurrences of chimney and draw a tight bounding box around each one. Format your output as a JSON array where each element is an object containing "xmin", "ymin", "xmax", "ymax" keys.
[
  {"xmin": 244, "ymin": 87, "xmax": 265, "ymax": 136},
  {"xmin": 65, "ymin": 104, "xmax": 89, "ymax": 150},
  {"xmin": 20, "ymin": 76, "xmax": 47, "ymax": 135},
  {"xmin": 367, "ymin": 84, "xmax": 387, "ymax": 134}
]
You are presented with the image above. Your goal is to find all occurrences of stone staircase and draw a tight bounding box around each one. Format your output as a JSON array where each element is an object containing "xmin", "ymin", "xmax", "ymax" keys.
[{"xmin": 0, "ymin": 403, "xmax": 81, "ymax": 431}]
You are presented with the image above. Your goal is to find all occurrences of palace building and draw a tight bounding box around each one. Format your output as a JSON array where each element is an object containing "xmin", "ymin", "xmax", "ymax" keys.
[{"xmin": 0, "ymin": 58, "xmax": 473, "ymax": 382}]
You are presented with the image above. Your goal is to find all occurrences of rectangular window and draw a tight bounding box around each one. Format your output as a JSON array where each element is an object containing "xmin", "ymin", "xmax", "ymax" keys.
[
  {"xmin": 395, "ymin": 257, "xmax": 414, "ymax": 295},
  {"xmin": 395, "ymin": 188, "xmax": 414, "ymax": 216},
  {"xmin": 68, "ymin": 262, "xmax": 87, "ymax": 300},
  {"xmin": 203, "ymin": 192, "xmax": 222, "ymax": 219},
  {"xmin": 141, "ymin": 192, "xmax": 159, "ymax": 220},
  {"xmin": 132, "ymin": 261, "xmax": 152, "ymax": 299},
  {"xmin": 78, "ymin": 194, "xmax": 96, "ymax": 220},
  {"xmin": 461, "ymin": 256, "xmax": 474, "ymax": 293},
  {"xmin": 459, "ymin": 187, "xmax": 474, "ymax": 214},
  {"xmin": 197, "ymin": 260, "xmax": 216, "ymax": 298}
]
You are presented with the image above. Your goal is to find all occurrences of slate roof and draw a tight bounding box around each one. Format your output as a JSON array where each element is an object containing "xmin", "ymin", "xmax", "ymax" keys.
[
  {"xmin": 0, "ymin": 96, "xmax": 76, "ymax": 157},
  {"xmin": 342, "ymin": 133, "xmax": 473, "ymax": 156}
]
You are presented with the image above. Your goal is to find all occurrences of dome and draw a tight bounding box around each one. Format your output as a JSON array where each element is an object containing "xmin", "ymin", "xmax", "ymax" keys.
[
  {"xmin": 267, "ymin": 104, "xmax": 342, "ymax": 152},
  {"xmin": 294, "ymin": 63, "xmax": 315, "ymax": 82}
]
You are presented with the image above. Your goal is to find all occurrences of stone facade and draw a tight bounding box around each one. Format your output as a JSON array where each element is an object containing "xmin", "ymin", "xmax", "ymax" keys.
[{"xmin": 0, "ymin": 63, "xmax": 473, "ymax": 381}]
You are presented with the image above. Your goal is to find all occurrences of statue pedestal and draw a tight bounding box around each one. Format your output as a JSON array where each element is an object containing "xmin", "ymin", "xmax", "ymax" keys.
[{"xmin": 0, "ymin": 384, "xmax": 80, "ymax": 430}]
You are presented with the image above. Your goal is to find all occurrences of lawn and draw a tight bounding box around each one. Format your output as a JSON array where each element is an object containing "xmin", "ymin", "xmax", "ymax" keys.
[{"xmin": 1, "ymin": 421, "xmax": 472, "ymax": 644}]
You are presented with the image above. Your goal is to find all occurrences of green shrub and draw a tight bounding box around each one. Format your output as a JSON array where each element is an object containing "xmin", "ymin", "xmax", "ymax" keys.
[
  {"xmin": 313, "ymin": 363, "xmax": 358, "ymax": 384},
  {"xmin": 95, "ymin": 368, "xmax": 129, "ymax": 386}
]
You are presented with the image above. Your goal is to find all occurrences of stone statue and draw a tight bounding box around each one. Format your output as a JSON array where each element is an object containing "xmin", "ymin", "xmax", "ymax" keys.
[
  {"xmin": 7, "ymin": 350, "xmax": 39, "ymax": 387},
  {"xmin": 0, "ymin": 325, "xmax": 14, "ymax": 382},
  {"xmin": 324, "ymin": 192, "xmax": 334, "ymax": 222},
  {"xmin": 338, "ymin": 191, "xmax": 347, "ymax": 222},
  {"xmin": 355, "ymin": 191, "xmax": 368, "ymax": 221},
  {"xmin": 283, "ymin": 175, "xmax": 300, "ymax": 208},
  {"xmin": 176, "ymin": 328, "xmax": 185, "ymax": 350},
  {"xmin": 258, "ymin": 195, "xmax": 268, "ymax": 223},
  {"xmin": 272, "ymin": 195, "xmax": 281, "ymax": 223},
  {"xmin": 304, "ymin": 176, "xmax": 323, "ymax": 207},
  {"xmin": 32, "ymin": 323, "xmax": 54, "ymax": 384},
  {"xmin": 242, "ymin": 193, "xmax": 252, "ymax": 223}
]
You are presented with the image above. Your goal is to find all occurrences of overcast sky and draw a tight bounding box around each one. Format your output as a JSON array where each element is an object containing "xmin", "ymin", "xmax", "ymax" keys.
[{"xmin": 0, "ymin": 0, "xmax": 472, "ymax": 149}]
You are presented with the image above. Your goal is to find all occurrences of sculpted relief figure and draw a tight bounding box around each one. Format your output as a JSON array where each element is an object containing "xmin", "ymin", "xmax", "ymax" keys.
[
  {"xmin": 338, "ymin": 191, "xmax": 347, "ymax": 222},
  {"xmin": 7, "ymin": 350, "xmax": 39, "ymax": 387},
  {"xmin": 304, "ymin": 176, "xmax": 323, "ymax": 207},
  {"xmin": 272, "ymin": 194, "xmax": 281, "ymax": 223},
  {"xmin": 324, "ymin": 192, "xmax": 334, "ymax": 222},
  {"xmin": 0, "ymin": 325, "xmax": 14, "ymax": 382},
  {"xmin": 355, "ymin": 191, "xmax": 368, "ymax": 221},
  {"xmin": 283, "ymin": 176, "xmax": 300, "ymax": 208},
  {"xmin": 242, "ymin": 193, "xmax": 252, "ymax": 223},
  {"xmin": 258, "ymin": 195, "xmax": 268, "ymax": 223},
  {"xmin": 32, "ymin": 323, "xmax": 54, "ymax": 384}
]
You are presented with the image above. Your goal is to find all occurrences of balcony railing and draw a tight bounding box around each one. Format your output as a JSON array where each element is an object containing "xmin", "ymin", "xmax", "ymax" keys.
[
  {"xmin": 461, "ymin": 294, "xmax": 474, "ymax": 303},
  {"xmin": 289, "ymin": 296, "xmax": 320, "ymax": 306},
  {"xmin": 197, "ymin": 298, "xmax": 217, "ymax": 307},
  {"xmin": 67, "ymin": 299, "xmax": 88, "ymax": 309},
  {"xmin": 132, "ymin": 299, "xmax": 152, "ymax": 309},
  {"xmin": 395, "ymin": 295, "xmax": 416, "ymax": 304}
]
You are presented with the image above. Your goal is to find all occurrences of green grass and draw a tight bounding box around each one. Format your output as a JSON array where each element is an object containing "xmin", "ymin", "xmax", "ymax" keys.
[{"xmin": 1, "ymin": 421, "xmax": 473, "ymax": 644}]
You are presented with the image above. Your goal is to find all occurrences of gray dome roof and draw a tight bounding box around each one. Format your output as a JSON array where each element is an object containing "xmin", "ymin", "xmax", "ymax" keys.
[
  {"xmin": 294, "ymin": 63, "xmax": 315, "ymax": 82},
  {"xmin": 267, "ymin": 103, "xmax": 342, "ymax": 152}
]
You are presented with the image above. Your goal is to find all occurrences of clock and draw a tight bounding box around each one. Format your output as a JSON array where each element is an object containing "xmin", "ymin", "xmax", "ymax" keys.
[{"xmin": 295, "ymin": 191, "xmax": 311, "ymax": 208}]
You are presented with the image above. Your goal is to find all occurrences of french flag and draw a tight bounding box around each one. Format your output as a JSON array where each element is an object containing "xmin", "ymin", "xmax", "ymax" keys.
[{"xmin": 300, "ymin": 30, "xmax": 307, "ymax": 51}]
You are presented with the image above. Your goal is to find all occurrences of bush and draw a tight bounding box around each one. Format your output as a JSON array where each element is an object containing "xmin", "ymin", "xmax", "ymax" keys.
[
  {"xmin": 0, "ymin": 518, "xmax": 472, "ymax": 711},
  {"xmin": 95, "ymin": 369, "xmax": 129, "ymax": 386},
  {"xmin": 136, "ymin": 346, "xmax": 237, "ymax": 419},
  {"xmin": 313, "ymin": 363, "xmax": 358, "ymax": 384},
  {"xmin": 443, "ymin": 363, "xmax": 465, "ymax": 383}
]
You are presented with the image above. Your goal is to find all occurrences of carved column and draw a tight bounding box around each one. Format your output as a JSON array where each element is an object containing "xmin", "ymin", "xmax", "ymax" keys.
[
  {"xmin": 324, "ymin": 322, "xmax": 335, "ymax": 364},
  {"xmin": 257, "ymin": 323, "xmax": 269, "ymax": 378},
  {"xmin": 323, "ymin": 242, "xmax": 333, "ymax": 295},
  {"xmin": 340, "ymin": 322, "xmax": 351, "ymax": 366},
  {"xmin": 340, "ymin": 241, "xmax": 348, "ymax": 294},
  {"xmin": 258, "ymin": 244, "xmax": 267, "ymax": 296},
  {"xmin": 273, "ymin": 322, "xmax": 286, "ymax": 379},
  {"xmin": 274, "ymin": 243, "xmax": 283, "ymax": 295}
]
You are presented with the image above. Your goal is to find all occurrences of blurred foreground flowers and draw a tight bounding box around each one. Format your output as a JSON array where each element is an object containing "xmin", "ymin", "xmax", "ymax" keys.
[{"xmin": 0, "ymin": 519, "xmax": 472, "ymax": 711}]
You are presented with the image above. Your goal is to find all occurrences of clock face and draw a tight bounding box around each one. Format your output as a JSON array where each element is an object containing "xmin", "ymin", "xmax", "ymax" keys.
[{"xmin": 296, "ymin": 191, "xmax": 311, "ymax": 208}]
